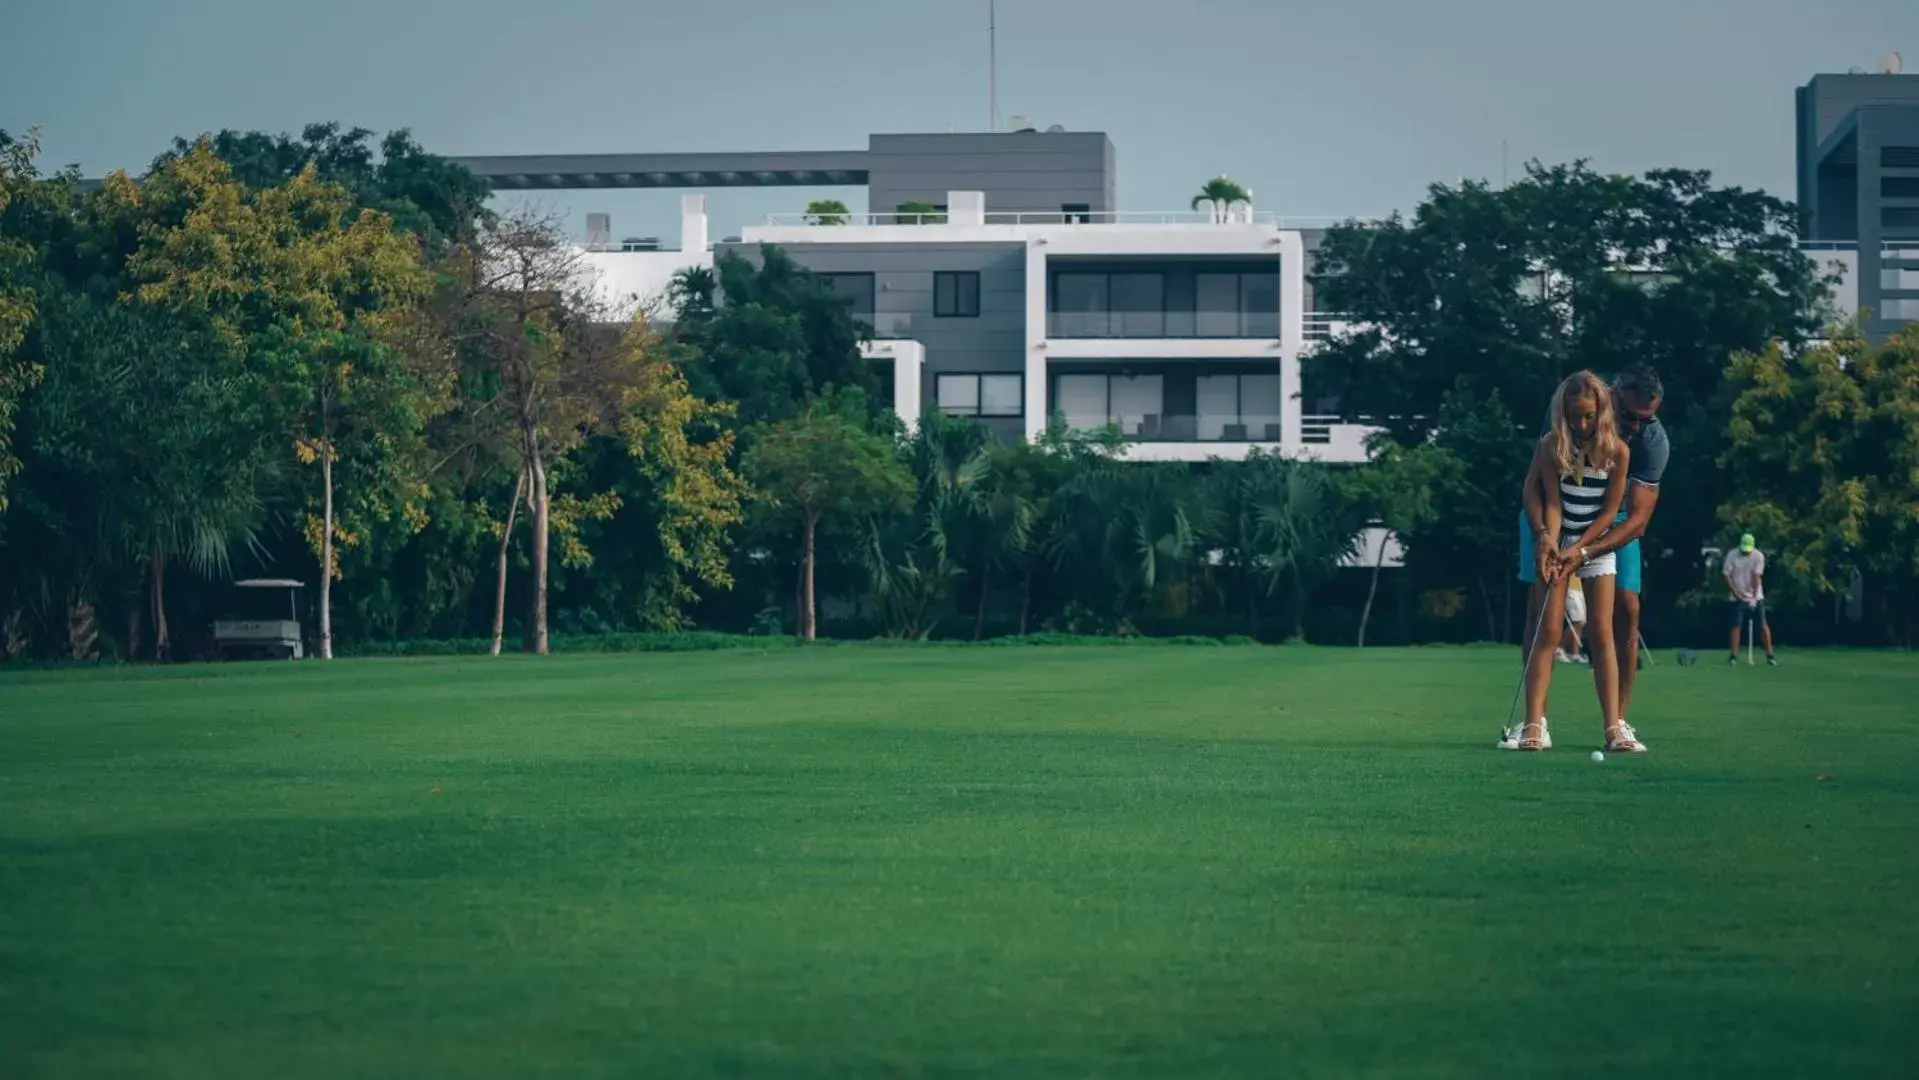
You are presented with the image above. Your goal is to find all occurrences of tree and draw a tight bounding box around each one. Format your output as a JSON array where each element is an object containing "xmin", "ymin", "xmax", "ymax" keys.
[
  {"xmin": 671, "ymin": 247, "xmax": 876, "ymax": 431},
  {"xmin": 1717, "ymin": 326, "xmax": 1919, "ymax": 644},
  {"xmin": 1044, "ymin": 461, "xmax": 1203, "ymax": 634},
  {"xmin": 744, "ymin": 402, "xmax": 911, "ymax": 641},
  {"xmin": 965, "ymin": 441, "xmax": 1036, "ymax": 639},
  {"xmin": 1307, "ymin": 161, "xmax": 1828, "ymax": 637},
  {"xmin": 616, "ymin": 347, "xmax": 749, "ymax": 629},
  {"xmin": 0, "ymin": 128, "xmax": 65, "ymax": 515},
  {"xmin": 1349, "ymin": 440, "xmax": 1454, "ymax": 646},
  {"xmin": 443, "ymin": 207, "xmax": 668, "ymax": 654},
  {"xmin": 126, "ymin": 143, "xmax": 448, "ymax": 660},
  {"xmin": 25, "ymin": 280, "xmax": 282, "ymax": 661},
  {"xmin": 804, "ymin": 199, "xmax": 852, "ymax": 225},
  {"xmin": 942, "ymin": 420, "xmax": 1125, "ymax": 638},
  {"xmin": 1241, "ymin": 453, "xmax": 1362, "ymax": 641},
  {"xmin": 863, "ymin": 412, "xmax": 992, "ymax": 641},
  {"xmin": 163, "ymin": 122, "xmax": 491, "ymax": 252},
  {"xmin": 1191, "ymin": 176, "xmax": 1251, "ymax": 220}
]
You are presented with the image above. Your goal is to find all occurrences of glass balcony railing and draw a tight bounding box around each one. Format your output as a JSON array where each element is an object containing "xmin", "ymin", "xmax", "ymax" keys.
[
  {"xmin": 1047, "ymin": 310, "xmax": 1279, "ymax": 340},
  {"xmin": 1066, "ymin": 414, "xmax": 1284, "ymax": 443}
]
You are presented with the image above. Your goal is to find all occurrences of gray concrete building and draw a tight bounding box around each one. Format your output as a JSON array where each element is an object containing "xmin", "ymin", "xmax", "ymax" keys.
[
  {"xmin": 452, "ymin": 128, "xmax": 1116, "ymax": 220},
  {"xmin": 1797, "ymin": 68, "xmax": 1919, "ymax": 340}
]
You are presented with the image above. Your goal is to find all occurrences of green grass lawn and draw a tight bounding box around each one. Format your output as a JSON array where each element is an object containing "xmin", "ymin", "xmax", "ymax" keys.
[{"xmin": 3, "ymin": 646, "xmax": 1916, "ymax": 1078}]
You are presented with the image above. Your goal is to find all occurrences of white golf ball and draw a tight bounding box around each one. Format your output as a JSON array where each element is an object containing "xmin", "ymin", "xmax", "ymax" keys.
[{"xmin": 1590, "ymin": 750, "xmax": 1605, "ymax": 763}]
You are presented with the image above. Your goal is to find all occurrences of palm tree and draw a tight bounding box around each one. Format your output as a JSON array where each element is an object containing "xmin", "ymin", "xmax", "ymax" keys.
[
  {"xmin": 1191, "ymin": 175, "xmax": 1252, "ymax": 221},
  {"xmin": 1239, "ymin": 453, "xmax": 1362, "ymax": 641},
  {"xmin": 804, "ymin": 199, "xmax": 852, "ymax": 225},
  {"xmin": 863, "ymin": 414, "xmax": 987, "ymax": 639},
  {"xmin": 964, "ymin": 444, "xmax": 1035, "ymax": 639}
]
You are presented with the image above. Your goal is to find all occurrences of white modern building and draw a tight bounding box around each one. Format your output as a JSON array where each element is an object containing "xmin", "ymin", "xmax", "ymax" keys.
[
  {"xmin": 473, "ymin": 129, "xmax": 1376, "ymax": 464},
  {"xmin": 575, "ymin": 193, "xmax": 1374, "ymax": 464}
]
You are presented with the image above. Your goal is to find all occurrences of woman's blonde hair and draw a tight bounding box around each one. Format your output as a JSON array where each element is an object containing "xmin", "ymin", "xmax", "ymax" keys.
[{"xmin": 1548, "ymin": 370, "xmax": 1624, "ymax": 478}]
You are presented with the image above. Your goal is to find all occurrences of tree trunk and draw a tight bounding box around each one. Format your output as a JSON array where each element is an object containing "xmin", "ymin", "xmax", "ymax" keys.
[
  {"xmin": 490, "ymin": 466, "xmax": 527, "ymax": 657},
  {"xmin": 1292, "ymin": 569, "xmax": 1307, "ymax": 642},
  {"xmin": 1018, "ymin": 565, "xmax": 1033, "ymax": 636},
  {"xmin": 801, "ymin": 511, "xmax": 819, "ymax": 642},
  {"xmin": 150, "ymin": 548, "xmax": 169, "ymax": 663},
  {"xmin": 973, "ymin": 564, "xmax": 992, "ymax": 641},
  {"xmin": 318, "ymin": 449, "xmax": 334, "ymax": 660},
  {"xmin": 1358, "ymin": 540, "xmax": 1387, "ymax": 647},
  {"xmin": 523, "ymin": 443, "xmax": 550, "ymax": 655},
  {"xmin": 793, "ymin": 553, "xmax": 804, "ymax": 637},
  {"xmin": 1477, "ymin": 575, "xmax": 1498, "ymax": 643},
  {"xmin": 124, "ymin": 606, "xmax": 141, "ymax": 664}
]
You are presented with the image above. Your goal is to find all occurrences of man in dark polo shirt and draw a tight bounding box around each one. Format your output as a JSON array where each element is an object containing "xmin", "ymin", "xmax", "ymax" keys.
[{"xmin": 1515, "ymin": 364, "xmax": 1669, "ymax": 739}]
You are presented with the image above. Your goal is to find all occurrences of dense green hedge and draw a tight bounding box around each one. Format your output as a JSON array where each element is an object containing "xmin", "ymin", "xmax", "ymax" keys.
[{"xmin": 337, "ymin": 631, "xmax": 1270, "ymax": 658}]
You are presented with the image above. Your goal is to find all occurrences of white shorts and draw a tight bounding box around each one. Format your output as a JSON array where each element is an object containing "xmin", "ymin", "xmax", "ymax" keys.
[
  {"xmin": 1575, "ymin": 551, "xmax": 1617, "ymax": 580},
  {"xmin": 1564, "ymin": 585, "xmax": 1587, "ymax": 624}
]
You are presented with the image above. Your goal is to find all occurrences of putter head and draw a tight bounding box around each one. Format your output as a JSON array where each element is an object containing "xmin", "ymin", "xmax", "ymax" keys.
[{"xmin": 1677, "ymin": 648, "xmax": 1697, "ymax": 666}]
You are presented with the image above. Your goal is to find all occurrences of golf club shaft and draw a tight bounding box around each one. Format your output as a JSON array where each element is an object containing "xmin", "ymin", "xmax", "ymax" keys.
[{"xmin": 1506, "ymin": 580, "xmax": 1555, "ymax": 734}]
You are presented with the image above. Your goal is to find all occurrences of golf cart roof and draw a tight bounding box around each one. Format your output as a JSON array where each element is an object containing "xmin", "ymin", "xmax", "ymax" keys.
[{"xmin": 235, "ymin": 578, "xmax": 304, "ymax": 589}]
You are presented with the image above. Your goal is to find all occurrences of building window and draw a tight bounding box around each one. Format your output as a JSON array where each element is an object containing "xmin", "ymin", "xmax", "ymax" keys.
[
  {"xmin": 1885, "ymin": 208, "xmax": 1919, "ymax": 229},
  {"xmin": 1055, "ymin": 373, "xmax": 1164, "ymax": 436},
  {"xmin": 1111, "ymin": 274, "xmax": 1165, "ymax": 336},
  {"xmin": 1054, "ymin": 272, "xmax": 1110, "ymax": 338},
  {"xmin": 1050, "ymin": 267, "xmax": 1279, "ymax": 339},
  {"xmin": 934, "ymin": 272, "xmax": 981, "ymax": 317},
  {"xmin": 1195, "ymin": 373, "xmax": 1283, "ymax": 442},
  {"xmin": 1883, "ymin": 298, "xmax": 1919, "ymax": 321},
  {"xmin": 1198, "ymin": 271, "xmax": 1279, "ymax": 337},
  {"xmin": 816, "ymin": 272, "xmax": 875, "ymax": 318},
  {"xmin": 1880, "ymin": 268, "xmax": 1919, "ymax": 290},
  {"xmin": 1062, "ymin": 203, "xmax": 1092, "ymax": 223},
  {"xmin": 1882, "ymin": 147, "xmax": 1919, "ymax": 169},
  {"xmin": 1051, "ymin": 272, "xmax": 1165, "ymax": 337},
  {"xmin": 937, "ymin": 374, "xmax": 1022, "ymax": 417},
  {"xmin": 1883, "ymin": 177, "xmax": 1919, "ymax": 199}
]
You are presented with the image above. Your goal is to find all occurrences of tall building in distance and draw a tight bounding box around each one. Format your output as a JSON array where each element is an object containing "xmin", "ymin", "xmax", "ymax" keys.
[{"xmin": 1797, "ymin": 60, "xmax": 1919, "ymax": 340}]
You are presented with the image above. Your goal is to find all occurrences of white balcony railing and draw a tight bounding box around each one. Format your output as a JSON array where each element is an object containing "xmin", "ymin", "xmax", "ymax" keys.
[
  {"xmin": 760, "ymin": 210, "xmax": 1355, "ymax": 229},
  {"xmin": 1302, "ymin": 313, "xmax": 1358, "ymax": 341}
]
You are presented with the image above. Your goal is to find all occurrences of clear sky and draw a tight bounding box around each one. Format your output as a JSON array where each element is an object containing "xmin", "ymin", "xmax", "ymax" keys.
[{"xmin": 5, "ymin": 0, "xmax": 1915, "ymax": 241}]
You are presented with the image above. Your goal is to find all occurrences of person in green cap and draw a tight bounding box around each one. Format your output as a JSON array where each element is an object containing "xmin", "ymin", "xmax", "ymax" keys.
[{"xmin": 1723, "ymin": 533, "xmax": 1776, "ymax": 665}]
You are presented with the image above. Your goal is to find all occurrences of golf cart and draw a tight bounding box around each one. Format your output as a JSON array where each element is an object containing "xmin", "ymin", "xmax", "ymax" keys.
[{"xmin": 213, "ymin": 579, "xmax": 305, "ymax": 660}]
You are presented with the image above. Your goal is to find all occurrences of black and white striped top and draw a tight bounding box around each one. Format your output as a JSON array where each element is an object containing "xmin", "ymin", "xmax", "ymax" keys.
[{"xmin": 1559, "ymin": 464, "xmax": 1610, "ymax": 548}]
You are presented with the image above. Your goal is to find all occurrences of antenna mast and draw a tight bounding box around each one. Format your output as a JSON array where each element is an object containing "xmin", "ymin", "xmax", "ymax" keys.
[{"xmin": 989, "ymin": 0, "xmax": 999, "ymax": 131}]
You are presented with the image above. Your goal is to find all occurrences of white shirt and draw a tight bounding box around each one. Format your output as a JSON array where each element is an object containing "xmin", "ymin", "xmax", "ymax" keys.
[{"xmin": 1724, "ymin": 549, "xmax": 1765, "ymax": 603}]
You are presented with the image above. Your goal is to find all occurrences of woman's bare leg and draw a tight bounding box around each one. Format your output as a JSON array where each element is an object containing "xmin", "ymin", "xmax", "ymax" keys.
[
  {"xmin": 1522, "ymin": 576, "xmax": 1569, "ymax": 743},
  {"xmin": 1583, "ymin": 575, "xmax": 1621, "ymax": 739}
]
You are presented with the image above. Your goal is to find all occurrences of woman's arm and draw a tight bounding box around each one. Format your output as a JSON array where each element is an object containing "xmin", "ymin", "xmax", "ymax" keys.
[
  {"xmin": 1525, "ymin": 439, "xmax": 1562, "ymax": 581},
  {"xmin": 1522, "ymin": 439, "xmax": 1551, "ymax": 538}
]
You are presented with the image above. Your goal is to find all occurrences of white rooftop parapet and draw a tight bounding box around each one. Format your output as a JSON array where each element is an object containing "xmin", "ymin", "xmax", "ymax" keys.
[
  {"xmin": 681, "ymin": 194, "xmax": 708, "ymax": 253},
  {"xmin": 948, "ymin": 191, "xmax": 986, "ymax": 227}
]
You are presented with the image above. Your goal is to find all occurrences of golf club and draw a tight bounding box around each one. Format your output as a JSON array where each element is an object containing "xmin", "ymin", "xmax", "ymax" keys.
[
  {"xmin": 1501, "ymin": 586, "xmax": 1554, "ymax": 745},
  {"xmin": 1747, "ymin": 609, "xmax": 1756, "ymax": 666}
]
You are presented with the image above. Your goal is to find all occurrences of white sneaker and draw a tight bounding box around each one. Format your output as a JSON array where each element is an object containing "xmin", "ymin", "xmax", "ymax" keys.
[{"xmin": 1498, "ymin": 717, "xmax": 1551, "ymax": 750}]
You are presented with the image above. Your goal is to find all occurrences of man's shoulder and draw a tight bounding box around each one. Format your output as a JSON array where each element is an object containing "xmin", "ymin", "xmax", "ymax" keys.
[
  {"xmin": 1632, "ymin": 418, "xmax": 1670, "ymax": 453},
  {"xmin": 1627, "ymin": 419, "xmax": 1670, "ymax": 484}
]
